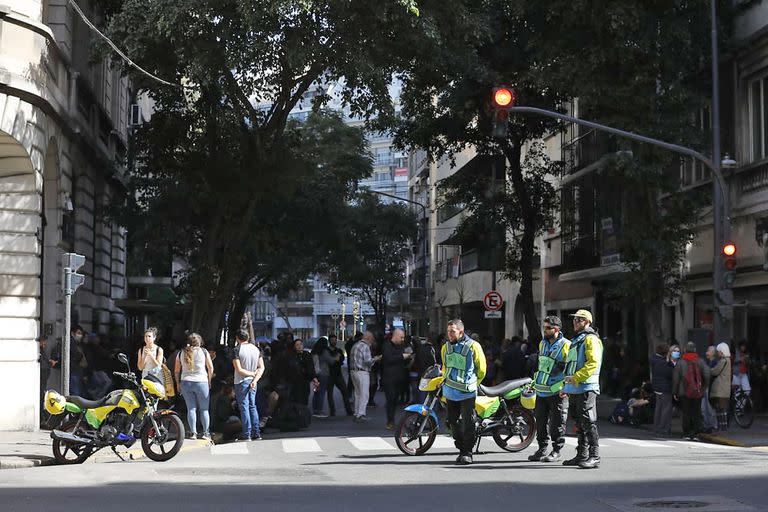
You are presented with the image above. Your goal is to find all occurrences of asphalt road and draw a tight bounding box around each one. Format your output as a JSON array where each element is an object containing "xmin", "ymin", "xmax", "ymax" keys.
[{"xmin": 2, "ymin": 398, "xmax": 767, "ymax": 512}]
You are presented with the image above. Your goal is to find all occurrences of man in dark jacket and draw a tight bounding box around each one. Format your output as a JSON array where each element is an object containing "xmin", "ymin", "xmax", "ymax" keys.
[
  {"xmin": 327, "ymin": 334, "xmax": 353, "ymax": 416},
  {"xmin": 672, "ymin": 342, "xmax": 711, "ymax": 440},
  {"xmin": 381, "ymin": 329, "xmax": 412, "ymax": 430},
  {"xmin": 650, "ymin": 343, "xmax": 674, "ymax": 437}
]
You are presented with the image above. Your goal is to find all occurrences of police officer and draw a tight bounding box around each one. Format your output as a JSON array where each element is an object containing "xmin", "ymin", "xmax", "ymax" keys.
[
  {"xmin": 528, "ymin": 316, "xmax": 570, "ymax": 463},
  {"xmin": 441, "ymin": 319, "xmax": 486, "ymax": 465},
  {"xmin": 562, "ymin": 309, "xmax": 603, "ymax": 469}
]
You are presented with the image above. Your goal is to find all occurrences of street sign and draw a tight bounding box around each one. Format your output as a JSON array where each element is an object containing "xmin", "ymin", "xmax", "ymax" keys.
[
  {"xmin": 483, "ymin": 291, "xmax": 504, "ymax": 312},
  {"xmin": 484, "ymin": 311, "xmax": 502, "ymax": 319}
]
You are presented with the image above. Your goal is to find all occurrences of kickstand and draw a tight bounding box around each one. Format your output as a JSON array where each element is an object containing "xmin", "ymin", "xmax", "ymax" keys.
[
  {"xmin": 474, "ymin": 437, "xmax": 482, "ymax": 455},
  {"xmin": 111, "ymin": 446, "xmax": 127, "ymax": 462}
]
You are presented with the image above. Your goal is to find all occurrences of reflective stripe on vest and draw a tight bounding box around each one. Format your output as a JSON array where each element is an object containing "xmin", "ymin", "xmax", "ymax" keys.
[
  {"xmin": 533, "ymin": 339, "xmax": 567, "ymax": 394},
  {"xmin": 444, "ymin": 341, "xmax": 476, "ymax": 393},
  {"xmin": 565, "ymin": 332, "xmax": 601, "ymax": 387}
]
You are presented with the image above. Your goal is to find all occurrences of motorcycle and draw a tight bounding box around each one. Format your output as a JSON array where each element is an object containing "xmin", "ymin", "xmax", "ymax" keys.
[
  {"xmin": 394, "ymin": 365, "xmax": 536, "ymax": 456},
  {"xmin": 43, "ymin": 353, "xmax": 185, "ymax": 464}
]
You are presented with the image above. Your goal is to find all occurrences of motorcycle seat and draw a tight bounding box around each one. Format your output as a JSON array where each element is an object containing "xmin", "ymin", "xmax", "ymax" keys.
[
  {"xmin": 479, "ymin": 378, "xmax": 532, "ymax": 397},
  {"xmin": 66, "ymin": 395, "xmax": 109, "ymax": 410}
]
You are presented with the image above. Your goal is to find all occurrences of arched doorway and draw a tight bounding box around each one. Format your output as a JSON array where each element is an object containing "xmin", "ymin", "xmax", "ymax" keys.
[{"xmin": 0, "ymin": 129, "xmax": 43, "ymax": 430}]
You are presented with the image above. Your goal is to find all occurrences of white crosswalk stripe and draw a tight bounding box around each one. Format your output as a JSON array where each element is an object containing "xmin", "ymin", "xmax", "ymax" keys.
[
  {"xmin": 347, "ymin": 436, "xmax": 397, "ymax": 451},
  {"xmin": 563, "ymin": 437, "xmax": 610, "ymax": 447},
  {"xmin": 282, "ymin": 439, "xmax": 322, "ymax": 453},
  {"xmin": 431, "ymin": 436, "xmax": 458, "ymax": 449},
  {"xmin": 211, "ymin": 443, "xmax": 250, "ymax": 455},
  {"xmin": 608, "ymin": 438, "xmax": 672, "ymax": 449}
]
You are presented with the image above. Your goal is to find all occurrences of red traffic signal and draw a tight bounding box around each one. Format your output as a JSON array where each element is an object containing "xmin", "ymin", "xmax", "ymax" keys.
[
  {"xmin": 492, "ymin": 87, "xmax": 515, "ymax": 108},
  {"xmin": 722, "ymin": 243, "xmax": 736, "ymax": 257}
]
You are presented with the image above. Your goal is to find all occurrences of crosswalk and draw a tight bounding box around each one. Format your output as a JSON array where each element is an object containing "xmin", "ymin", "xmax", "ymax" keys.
[{"xmin": 208, "ymin": 435, "xmax": 743, "ymax": 456}]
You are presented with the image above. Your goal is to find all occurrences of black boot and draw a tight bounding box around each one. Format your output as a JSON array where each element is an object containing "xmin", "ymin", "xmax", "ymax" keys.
[
  {"xmin": 527, "ymin": 447, "xmax": 547, "ymax": 462},
  {"xmin": 562, "ymin": 454, "xmax": 587, "ymax": 466},
  {"xmin": 456, "ymin": 453, "xmax": 473, "ymax": 465},
  {"xmin": 541, "ymin": 450, "xmax": 561, "ymax": 462},
  {"xmin": 578, "ymin": 455, "xmax": 600, "ymax": 469}
]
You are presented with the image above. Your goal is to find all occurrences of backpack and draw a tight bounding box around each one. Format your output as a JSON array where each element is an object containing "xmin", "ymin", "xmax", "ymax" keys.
[{"xmin": 683, "ymin": 360, "xmax": 703, "ymax": 399}]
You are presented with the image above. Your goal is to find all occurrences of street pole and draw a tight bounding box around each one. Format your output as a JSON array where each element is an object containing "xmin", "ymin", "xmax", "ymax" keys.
[
  {"xmin": 363, "ymin": 188, "xmax": 429, "ymax": 336},
  {"xmin": 710, "ymin": 0, "xmax": 731, "ymax": 344},
  {"xmin": 61, "ymin": 253, "xmax": 85, "ymax": 396}
]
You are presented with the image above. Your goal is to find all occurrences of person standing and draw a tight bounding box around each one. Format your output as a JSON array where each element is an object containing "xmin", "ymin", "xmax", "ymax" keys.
[
  {"xmin": 562, "ymin": 310, "xmax": 603, "ymax": 469},
  {"xmin": 650, "ymin": 343, "xmax": 674, "ymax": 437},
  {"xmin": 345, "ymin": 332, "xmax": 363, "ymax": 393},
  {"xmin": 174, "ymin": 333, "xmax": 214, "ymax": 440},
  {"xmin": 137, "ymin": 327, "xmax": 164, "ymax": 380},
  {"xmin": 441, "ymin": 319, "xmax": 486, "ymax": 465},
  {"xmin": 327, "ymin": 334, "xmax": 353, "ymax": 417},
  {"xmin": 232, "ymin": 329, "xmax": 265, "ymax": 441},
  {"xmin": 672, "ymin": 342, "xmax": 711, "ymax": 441},
  {"xmin": 50, "ymin": 325, "xmax": 87, "ymax": 396},
  {"xmin": 709, "ymin": 343, "xmax": 732, "ymax": 432},
  {"xmin": 349, "ymin": 331, "xmax": 381, "ymax": 422},
  {"xmin": 528, "ymin": 316, "xmax": 570, "ymax": 463},
  {"xmin": 733, "ymin": 342, "xmax": 751, "ymax": 394},
  {"xmin": 381, "ymin": 328, "xmax": 412, "ymax": 430}
]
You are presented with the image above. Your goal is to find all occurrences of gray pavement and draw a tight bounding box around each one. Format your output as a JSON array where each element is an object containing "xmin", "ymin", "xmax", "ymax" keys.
[{"xmin": 1, "ymin": 391, "xmax": 767, "ymax": 511}]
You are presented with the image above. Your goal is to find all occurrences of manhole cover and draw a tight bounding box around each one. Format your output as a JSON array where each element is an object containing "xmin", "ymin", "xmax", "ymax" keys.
[{"xmin": 636, "ymin": 502, "xmax": 709, "ymax": 509}]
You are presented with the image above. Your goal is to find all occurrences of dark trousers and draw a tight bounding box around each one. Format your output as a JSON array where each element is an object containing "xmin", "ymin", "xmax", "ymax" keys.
[
  {"xmin": 327, "ymin": 371, "xmax": 353, "ymax": 415},
  {"xmin": 653, "ymin": 392, "xmax": 673, "ymax": 435},
  {"xmin": 383, "ymin": 378, "xmax": 406, "ymax": 424},
  {"xmin": 568, "ymin": 391, "xmax": 599, "ymax": 458},
  {"xmin": 680, "ymin": 397, "xmax": 702, "ymax": 437},
  {"xmin": 368, "ymin": 369, "xmax": 378, "ymax": 405},
  {"xmin": 446, "ymin": 397, "xmax": 476, "ymax": 456},
  {"xmin": 534, "ymin": 393, "xmax": 568, "ymax": 452}
]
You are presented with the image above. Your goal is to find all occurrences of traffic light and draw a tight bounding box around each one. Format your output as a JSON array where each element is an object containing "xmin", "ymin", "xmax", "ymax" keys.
[
  {"xmin": 723, "ymin": 242, "xmax": 736, "ymax": 288},
  {"xmin": 490, "ymin": 86, "xmax": 515, "ymax": 139}
]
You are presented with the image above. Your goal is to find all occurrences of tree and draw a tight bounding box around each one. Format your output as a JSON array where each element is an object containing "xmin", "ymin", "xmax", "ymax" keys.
[
  {"xmin": 327, "ymin": 193, "xmax": 418, "ymax": 331},
  {"xmin": 519, "ymin": 0, "xmax": 733, "ymax": 354},
  {"xmin": 98, "ymin": 0, "xmax": 423, "ymax": 339},
  {"xmin": 388, "ymin": 1, "xmax": 569, "ymax": 343}
]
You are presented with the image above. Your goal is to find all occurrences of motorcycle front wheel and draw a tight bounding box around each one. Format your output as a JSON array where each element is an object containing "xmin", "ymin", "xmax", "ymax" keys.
[
  {"xmin": 492, "ymin": 406, "xmax": 535, "ymax": 452},
  {"xmin": 395, "ymin": 411, "xmax": 438, "ymax": 456},
  {"xmin": 141, "ymin": 414, "xmax": 185, "ymax": 462},
  {"xmin": 52, "ymin": 419, "xmax": 94, "ymax": 465}
]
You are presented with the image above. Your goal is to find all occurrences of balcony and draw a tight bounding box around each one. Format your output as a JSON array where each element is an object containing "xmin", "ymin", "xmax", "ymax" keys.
[
  {"xmin": 459, "ymin": 248, "xmax": 504, "ymax": 274},
  {"xmin": 738, "ymin": 158, "xmax": 768, "ymax": 196},
  {"xmin": 561, "ymin": 129, "xmax": 620, "ymax": 176},
  {"xmin": 561, "ymin": 234, "xmax": 600, "ymax": 272}
]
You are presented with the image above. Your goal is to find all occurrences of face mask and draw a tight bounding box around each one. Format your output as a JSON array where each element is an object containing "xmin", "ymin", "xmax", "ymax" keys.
[
  {"xmin": 671, "ymin": 351, "xmax": 681, "ymax": 360},
  {"xmin": 73, "ymin": 333, "xmax": 83, "ymax": 342}
]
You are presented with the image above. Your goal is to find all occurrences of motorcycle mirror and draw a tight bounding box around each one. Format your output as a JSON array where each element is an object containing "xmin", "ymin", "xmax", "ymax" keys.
[{"xmin": 117, "ymin": 353, "xmax": 129, "ymax": 365}]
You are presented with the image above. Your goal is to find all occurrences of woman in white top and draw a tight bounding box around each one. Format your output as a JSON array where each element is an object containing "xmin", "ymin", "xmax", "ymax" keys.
[
  {"xmin": 137, "ymin": 327, "xmax": 164, "ymax": 379},
  {"xmin": 174, "ymin": 333, "xmax": 214, "ymax": 440}
]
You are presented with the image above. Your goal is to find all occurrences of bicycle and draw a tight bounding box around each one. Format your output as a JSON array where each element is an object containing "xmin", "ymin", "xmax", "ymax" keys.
[{"xmin": 730, "ymin": 388, "xmax": 754, "ymax": 429}]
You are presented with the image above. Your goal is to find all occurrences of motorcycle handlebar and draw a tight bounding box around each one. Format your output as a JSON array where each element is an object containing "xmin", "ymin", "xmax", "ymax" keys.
[{"xmin": 112, "ymin": 371, "xmax": 137, "ymax": 381}]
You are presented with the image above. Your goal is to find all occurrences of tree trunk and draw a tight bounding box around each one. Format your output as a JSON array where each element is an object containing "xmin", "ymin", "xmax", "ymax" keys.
[
  {"xmin": 643, "ymin": 279, "xmax": 664, "ymax": 359},
  {"xmin": 502, "ymin": 141, "xmax": 541, "ymax": 344}
]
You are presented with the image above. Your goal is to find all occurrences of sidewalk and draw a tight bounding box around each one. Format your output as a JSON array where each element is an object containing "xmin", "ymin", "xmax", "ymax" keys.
[
  {"xmin": 596, "ymin": 394, "xmax": 768, "ymax": 448},
  {"xmin": 0, "ymin": 428, "xmax": 212, "ymax": 470}
]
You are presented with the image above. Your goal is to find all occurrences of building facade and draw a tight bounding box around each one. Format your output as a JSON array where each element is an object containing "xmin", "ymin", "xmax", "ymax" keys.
[{"xmin": 0, "ymin": 1, "xmax": 130, "ymax": 430}]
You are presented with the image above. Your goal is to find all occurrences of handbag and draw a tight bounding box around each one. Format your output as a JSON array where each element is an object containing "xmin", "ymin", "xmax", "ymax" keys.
[{"xmin": 161, "ymin": 362, "xmax": 175, "ymax": 397}]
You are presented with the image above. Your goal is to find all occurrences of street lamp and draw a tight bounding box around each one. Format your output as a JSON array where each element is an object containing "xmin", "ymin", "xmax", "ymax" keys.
[{"xmin": 362, "ymin": 187, "xmax": 430, "ymax": 335}]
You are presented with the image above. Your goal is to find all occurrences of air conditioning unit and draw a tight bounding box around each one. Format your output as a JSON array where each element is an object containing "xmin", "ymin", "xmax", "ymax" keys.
[{"xmin": 129, "ymin": 104, "xmax": 142, "ymax": 126}]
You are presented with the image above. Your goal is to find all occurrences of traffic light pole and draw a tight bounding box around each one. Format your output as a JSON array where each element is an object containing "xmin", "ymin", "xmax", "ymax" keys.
[
  {"xmin": 508, "ymin": 105, "xmax": 731, "ymax": 344},
  {"xmin": 62, "ymin": 275, "xmax": 72, "ymax": 396}
]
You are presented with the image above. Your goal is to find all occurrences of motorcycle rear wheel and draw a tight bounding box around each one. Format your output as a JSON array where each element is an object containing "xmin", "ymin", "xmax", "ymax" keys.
[
  {"xmin": 52, "ymin": 419, "xmax": 93, "ymax": 465},
  {"xmin": 395, "ymin": 412, "xmax": 438, "ymax": 456},
  {"xmin": 141, "ymin": 414, "xmax": 185, "ymax": 462},
  {"xmin": 492, "ymin": 406, "xmax": 535, "ymax": 452}
]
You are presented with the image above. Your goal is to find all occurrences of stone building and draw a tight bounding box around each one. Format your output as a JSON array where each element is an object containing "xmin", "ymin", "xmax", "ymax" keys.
[{"xmin": 0, "ymin": 1, "xmax": 130, "ymax": 430}]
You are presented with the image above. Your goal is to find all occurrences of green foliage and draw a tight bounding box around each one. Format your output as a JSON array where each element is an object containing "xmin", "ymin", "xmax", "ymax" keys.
[
  {"xmin": 97, "ymin": 0, "xmax": 426, "ymax": 336},
  {"xmin": 326, "ymin": 193, "xmax": 418, "ymax": 327}
]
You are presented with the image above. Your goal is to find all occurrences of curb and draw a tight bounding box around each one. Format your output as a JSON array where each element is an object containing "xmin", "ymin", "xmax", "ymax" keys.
[
  {"xmin": 698, "ymin": 433, "xmax": 768, "ymax": 449},
  {"xmin": 0, "ymin": 439, "xmax": 211, "ymax": 469},
  {"xmin": 0, "ymin": 456, "xmax": 56, "ymax": 470}
]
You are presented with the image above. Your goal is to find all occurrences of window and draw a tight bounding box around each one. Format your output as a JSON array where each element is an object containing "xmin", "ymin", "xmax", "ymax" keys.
[
  {"xmin": 680, "ymin": 105, "xmax": 711, "ymax": 186},
  {"xmin": 749, "ymin": 75, "xmax": 768, "ymax": 162}
]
